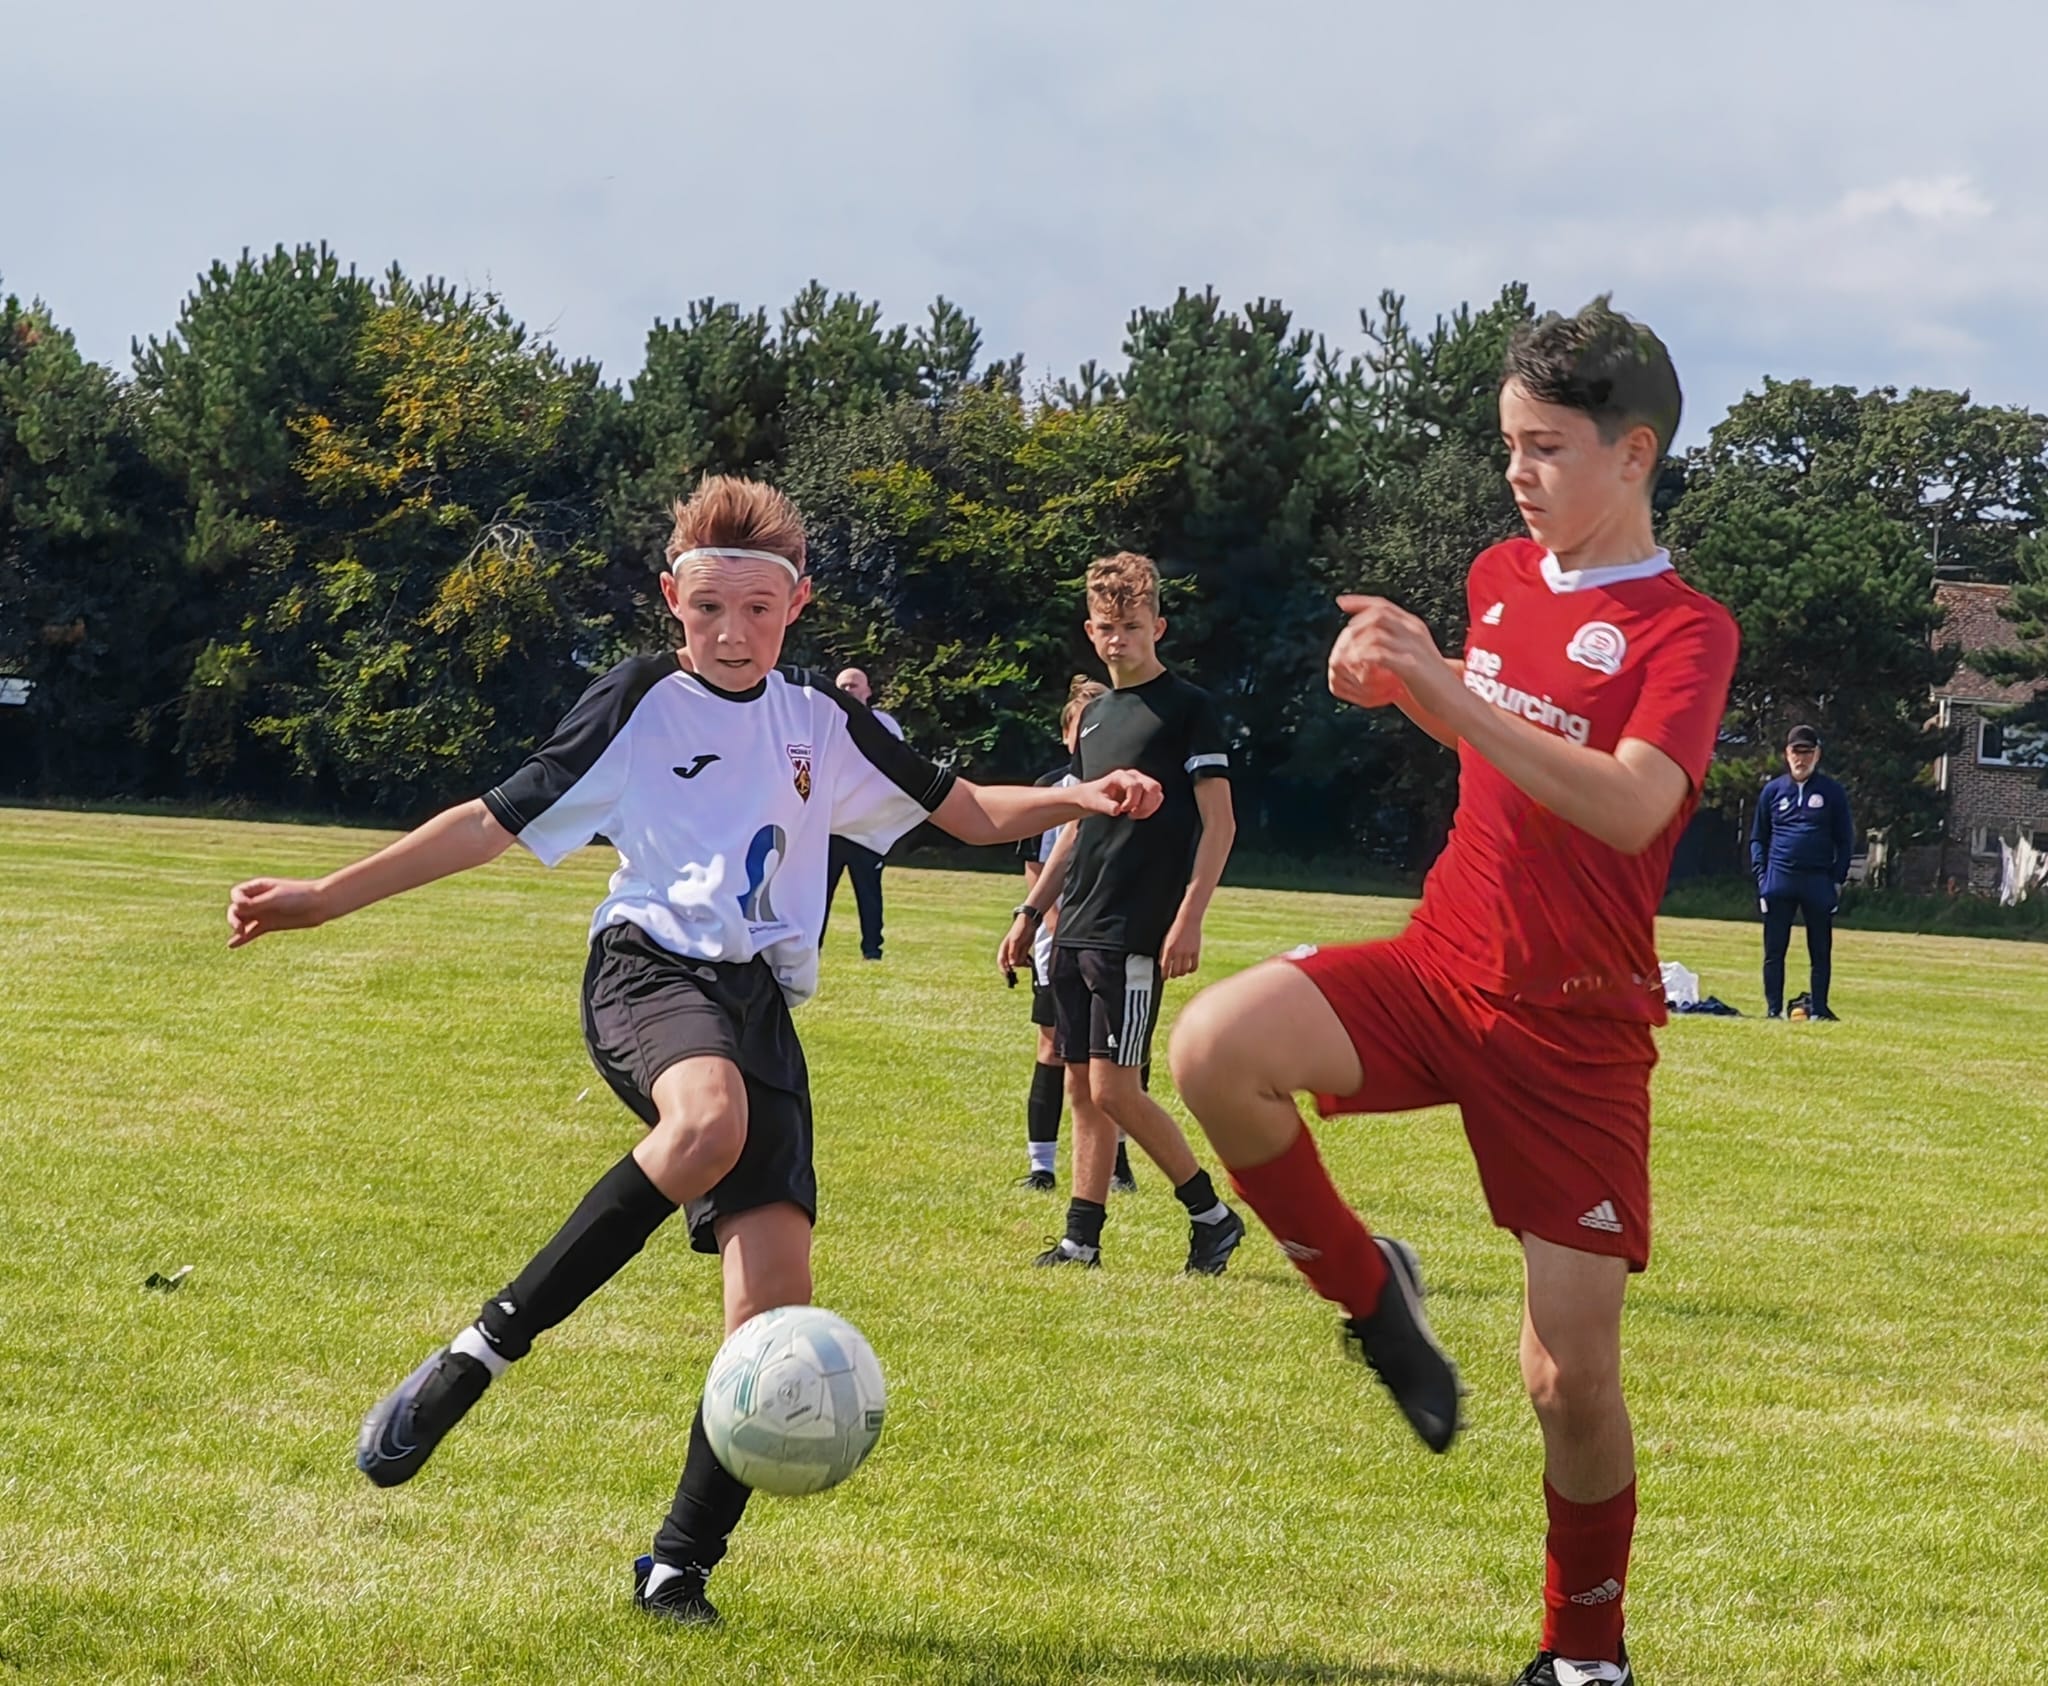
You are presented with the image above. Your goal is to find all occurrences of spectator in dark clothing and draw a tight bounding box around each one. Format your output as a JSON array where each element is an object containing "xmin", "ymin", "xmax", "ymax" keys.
[
  {"xmin": 824, "ymin": 667, "xmax": 902, "ymax": 960},
  {"xmin": 1750, "ymin": 724, "xmax": 1854, "ymax": 1020}
]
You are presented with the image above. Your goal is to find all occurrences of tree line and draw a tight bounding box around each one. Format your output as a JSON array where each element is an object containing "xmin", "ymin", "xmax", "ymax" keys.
[{"xmin": 5, "ymin": 244, "xmax": 2046, "ymax": 866}]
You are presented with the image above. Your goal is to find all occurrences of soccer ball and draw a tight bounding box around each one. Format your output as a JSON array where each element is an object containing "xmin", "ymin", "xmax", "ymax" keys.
[{"xmin": 700, "ymin": 1305, "xmax": 886, "ymax": 1496}]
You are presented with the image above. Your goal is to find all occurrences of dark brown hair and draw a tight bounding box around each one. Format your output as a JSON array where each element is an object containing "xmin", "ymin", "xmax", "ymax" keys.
[{"xmin": 1503, "ymin": 296, "xmax": 1682, "ymax": 458}]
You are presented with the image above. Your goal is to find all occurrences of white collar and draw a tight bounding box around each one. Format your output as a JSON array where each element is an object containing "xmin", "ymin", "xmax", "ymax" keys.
[{"xmin": 1540, "ymin": 548, "xmax": 1673, "ymax": 594}]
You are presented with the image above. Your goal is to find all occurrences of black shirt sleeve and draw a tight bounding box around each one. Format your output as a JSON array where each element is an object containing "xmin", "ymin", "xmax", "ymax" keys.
[
  {"xmin": 806, "ymin": 669, "xmax": 957, "ymax": 848},
  {"xmin": 1182, "ymin": 685, "xmax": 1231, "ymax": 782},
  {"xmin": 482, "ymin": 655, "xmax": 673, "ymax": 865}
]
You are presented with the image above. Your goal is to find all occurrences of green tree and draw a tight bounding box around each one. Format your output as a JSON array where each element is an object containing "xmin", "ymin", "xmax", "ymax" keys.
[
  {"xmin": 1296, "ymin": 286, "xmax": 1534, "ymax": 863},
  {"xmin": 140, "ymin": 256, "xmax": 618, "ymax": 812},
  {"xmin": 1681, "ymin": 379, "xmax": 2048, "ymax": 583},
  {"xmin": 1679, "ymin": 493, "xmax": 1947, "ymax": 836},
  {"xmin": 782, "ymin": 385, "xmax": 1179, "ymax": 774},
  {"xmin": 0, "ymin": 287, "xmax": 180, "ymax": 793},
  {"xmin": 1114, "ymin": 289, "xmax": 1331, "ymax": 837}
]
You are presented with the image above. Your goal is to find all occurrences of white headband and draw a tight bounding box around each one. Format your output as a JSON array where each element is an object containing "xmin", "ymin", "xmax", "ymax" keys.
[{"xmin": 669, "ymin": 546, "xmax": 802, "ymax": 582}]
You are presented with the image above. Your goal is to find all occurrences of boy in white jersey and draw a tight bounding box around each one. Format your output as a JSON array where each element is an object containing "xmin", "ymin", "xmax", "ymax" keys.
[{"xmin": 225, "ymin": 477, "xmax": 1161, "ymax": 1625}]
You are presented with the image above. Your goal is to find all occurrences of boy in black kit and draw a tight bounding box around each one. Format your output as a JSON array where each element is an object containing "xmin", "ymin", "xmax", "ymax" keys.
[{"xmin": 999, "ymin": 553, "xmax": 1244, "ymax": 1274}]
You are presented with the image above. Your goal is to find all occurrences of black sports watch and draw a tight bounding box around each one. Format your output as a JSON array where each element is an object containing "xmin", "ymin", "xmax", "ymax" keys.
[{"xmin": 1012, "ymin": 903, "xmax": 1045, "ymax": 926}]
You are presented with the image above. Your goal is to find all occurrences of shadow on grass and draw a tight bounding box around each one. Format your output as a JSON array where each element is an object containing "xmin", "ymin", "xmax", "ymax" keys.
[{"xmin": 776, "ymin": 1617, "xmax": 1497, "ymax": 1685}]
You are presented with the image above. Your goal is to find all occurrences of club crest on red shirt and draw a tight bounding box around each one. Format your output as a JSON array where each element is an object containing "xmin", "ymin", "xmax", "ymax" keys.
[{"xmin": 1566, "ymin": 620, "xmax": 1627, "ymax": 675}]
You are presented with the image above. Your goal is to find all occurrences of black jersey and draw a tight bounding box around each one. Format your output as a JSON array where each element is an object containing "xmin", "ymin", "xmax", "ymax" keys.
[{"xmin": 1054, "ymin": 671, "xmax": 1229, "ymax": 955}]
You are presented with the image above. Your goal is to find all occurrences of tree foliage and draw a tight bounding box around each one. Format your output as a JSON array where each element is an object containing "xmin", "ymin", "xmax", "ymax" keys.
[{"xmin": 3, "ymin": 256, "xmax": 2019, "ymax": 870}]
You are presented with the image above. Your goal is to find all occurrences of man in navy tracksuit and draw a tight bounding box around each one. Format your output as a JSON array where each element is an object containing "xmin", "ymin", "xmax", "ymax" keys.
[{"xmin": 1750, "ymin": 724, "xmax": 1854, "ymax": 1020}]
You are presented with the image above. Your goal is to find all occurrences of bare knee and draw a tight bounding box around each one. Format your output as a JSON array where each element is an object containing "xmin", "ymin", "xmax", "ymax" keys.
[
  {"xmin": 636, "ymin": 1059, "xmax": 748, "ymax": 1200},
  {"xmin": 1168, "ymin": 984, "xmax": 1266, "ymax": 1112},
  {"xmin": 1523, "ymin": 1342, "xmax": 1623, "ymax": 1431}
]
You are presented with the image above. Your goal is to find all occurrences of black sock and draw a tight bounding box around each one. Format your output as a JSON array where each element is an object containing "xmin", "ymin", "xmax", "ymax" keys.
[
  {"xmin": 1173, "ymin": 1168, "xmax": 1222, "ymax": 1217},
  {"xmin": 1064, "ymin": 1197, "xmax": 1106, "ymax": 1251},
  {"xmin": 477, "ymin": 1153, "xmax": 678, "ymax": 1361},
  {"xmin": 1026, "ymin": 1061, "xmax": 1064, "ymax": 1145},
  {"xmin": 653, "ymin": 1401, "xmax": 752, "ymax": 1570}
]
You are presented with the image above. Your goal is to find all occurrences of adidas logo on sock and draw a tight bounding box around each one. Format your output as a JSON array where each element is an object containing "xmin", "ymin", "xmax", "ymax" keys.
[
  {"xmin": 1277, "ymin": 1239, "xmax": 1323, "ymax": 1262},
  {"xmin": 1569, "ymin": 1577, "xmax": 1623, "ymax": 1606},
  {"xmin": 1577, "ymin": 1200, "xmax": 1623, "ymax": 1234}
]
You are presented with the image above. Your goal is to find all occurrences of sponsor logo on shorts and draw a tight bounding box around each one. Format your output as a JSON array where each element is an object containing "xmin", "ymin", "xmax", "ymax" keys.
[
  {"xmin": 1566, "ymin": 620, "xmax": 1627, "ymax": 675},
  {"xmin": 1578, "ymin": 1200, "xmax": 1624, "ymax": 1234}
]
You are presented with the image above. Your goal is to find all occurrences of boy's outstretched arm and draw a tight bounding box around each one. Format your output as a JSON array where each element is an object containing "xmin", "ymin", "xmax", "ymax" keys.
[
  {"xmin": 929, "ymin": 771, "xmax": 1161, "ymax": 849},
  {"xmin": 227, "ymin": 799, "xmax": 515, "ymax": 947}
]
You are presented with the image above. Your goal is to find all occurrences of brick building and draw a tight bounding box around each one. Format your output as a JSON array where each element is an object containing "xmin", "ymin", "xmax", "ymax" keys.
[{"xmin": 1912, "ymin": 583, "xmax": 2048, "ymax": 893}]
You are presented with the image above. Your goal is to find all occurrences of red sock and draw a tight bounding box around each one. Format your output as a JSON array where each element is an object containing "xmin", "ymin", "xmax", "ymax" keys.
[
  {"xmin": 1225, "ymin": 1125, "xmax": 1389, "ymax": 1318},
  {"xmin": 1542, "ymin": 1478, "xmax": 1636, "ymax": 1663}
]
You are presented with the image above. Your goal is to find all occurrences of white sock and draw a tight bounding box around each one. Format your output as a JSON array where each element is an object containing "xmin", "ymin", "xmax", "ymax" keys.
[
  {"xmin": 1554, "ymin": 1660, "xmax": 1627, "ymax": 1686},
  {"xmin": 1116, "ymin": 1129, "xmax": 1129, "ymax": 1145},
  {"xmin": 1190, "ymin": 1202, "xmax": 1229, "ymax": 1224},
  {"xmin": 1028, "ymin": 1142, "xmax": 1057, "ymax": 1174},
  {"xmin": 452, "ymin": 1323, "xmax": 512, "ymax": 1379},
  {"xmin": 644, "ymin": 1561, "xmax": 691, "ymax": 1597}
]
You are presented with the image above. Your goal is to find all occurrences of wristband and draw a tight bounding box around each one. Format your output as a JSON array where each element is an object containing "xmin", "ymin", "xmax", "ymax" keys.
[{"xmin": 1012, "ymin": 903, "xmax": 1045, "ymax": 927}]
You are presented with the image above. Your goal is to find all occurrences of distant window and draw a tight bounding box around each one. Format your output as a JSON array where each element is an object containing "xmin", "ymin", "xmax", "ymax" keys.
[
  {"xmin": 1971, "ymin": 826, "xmax": 1998, "ymax": 857},
  {"xmin": 0, "ymin": 678, "xmax": 30, "ymax": 707},
  {"xmin": 1979, "ymin": 718, "xmax": 2048, "ymax": 766}
]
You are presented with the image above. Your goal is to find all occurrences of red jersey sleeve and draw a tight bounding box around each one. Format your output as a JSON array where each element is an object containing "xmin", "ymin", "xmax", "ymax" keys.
[{"xmin": 1619, "ymin": 596, "xmax": 1740, "ymax": 789}]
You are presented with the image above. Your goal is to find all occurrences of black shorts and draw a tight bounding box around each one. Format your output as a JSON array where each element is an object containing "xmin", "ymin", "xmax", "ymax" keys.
[
  {"xmin": 581, "ymin": 921, "xmax": 815, "ymax": 1254},
  {"xmin": 1029, "ymin": 938, "xmax": 1058, "ymax": 1029},
  {"xmin": 1030, "ymin": 979, "xmax": 1058, "ymax": 1030},
  {"xmin": 1051, "ymin": 946, "xmax": 1161, "ymax": 1069}
]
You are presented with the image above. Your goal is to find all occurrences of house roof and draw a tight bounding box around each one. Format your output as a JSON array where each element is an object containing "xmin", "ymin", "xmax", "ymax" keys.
[{"xmin": 1934, "ymin": 582, "xmax": 2043, "ymax": 703}]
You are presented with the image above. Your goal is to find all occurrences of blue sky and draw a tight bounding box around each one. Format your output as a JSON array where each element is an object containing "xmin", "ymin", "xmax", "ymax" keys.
[{"xmin": 7, "ymin": 0, "xmax": 2044, "ymax": 443}]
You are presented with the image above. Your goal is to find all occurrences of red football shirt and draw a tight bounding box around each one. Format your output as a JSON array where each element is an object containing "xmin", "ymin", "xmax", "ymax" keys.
[{"xmin": 1404, "ymin": 538, "xmax": 1741, "ymax": 1022}]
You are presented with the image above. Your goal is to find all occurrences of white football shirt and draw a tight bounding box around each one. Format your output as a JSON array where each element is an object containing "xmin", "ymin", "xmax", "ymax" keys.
[{"xmin": 483, "ymin": 657, "xmax": 954, "ymax": 1005}]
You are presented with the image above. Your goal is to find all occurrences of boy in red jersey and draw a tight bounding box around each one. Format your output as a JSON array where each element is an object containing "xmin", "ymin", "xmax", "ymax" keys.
[{"xmin": 1169, "ymin": 300, "xmax": 1738, "ymax": 1686}]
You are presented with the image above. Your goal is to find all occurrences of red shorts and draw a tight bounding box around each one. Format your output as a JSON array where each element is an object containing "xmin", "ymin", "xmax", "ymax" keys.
[{"xmin": 1289, "ymin": 936, "xmax": 1658, "ymax": 1270}]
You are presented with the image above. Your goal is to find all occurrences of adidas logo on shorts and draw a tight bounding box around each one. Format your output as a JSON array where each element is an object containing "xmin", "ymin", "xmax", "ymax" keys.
[{"xmin": 1577, "ymin": 1200, "xmax": 1623, "ymax": 1234}]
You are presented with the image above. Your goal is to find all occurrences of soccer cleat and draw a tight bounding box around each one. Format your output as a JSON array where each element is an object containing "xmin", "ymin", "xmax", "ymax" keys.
[
  {"xmin": 1341, "ymin": 1237, "xmax": 1462, "ymax": 1454},
  {"xmin": 1184, "ymin": 1206, "xmax": 1247, "ymax": 1276},
  {"xmin": 355, "ymin": 1346, "xmax": 493, "ymax": 1487},
  {"xmin": 1110, "ymin": 1143, "xmax": 1138, "ymax": 1194},
  {"xmin": 1809, "ymin": 1005, "xmax": 1840, "ymax": 1022},
  {"xmin": 1033, "ymin": 1238, "xmax": 1101, "ymax": 1268},
  {"xmin": 633, "ymin": 1553, "xmax": 720, "ymax": 1626},
  {"xmin": 1014, "ymin": 1169, "xmax": 1057, "ymax": 1191},
  {"xmin": 1511, "ymin": 1640, "xmax": 1633, "ymax": 1684}
]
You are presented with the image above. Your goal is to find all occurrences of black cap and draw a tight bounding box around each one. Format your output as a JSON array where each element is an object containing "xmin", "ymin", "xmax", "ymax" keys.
[{"xmin": 1785, "ymin": 725, "xmax": 1820, "ymax": 749}]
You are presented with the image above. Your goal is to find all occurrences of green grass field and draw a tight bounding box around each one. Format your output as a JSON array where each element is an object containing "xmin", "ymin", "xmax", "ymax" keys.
[{"xmin": 3, "ymin": 809, "xmax": 2045, "ymax": 1685}]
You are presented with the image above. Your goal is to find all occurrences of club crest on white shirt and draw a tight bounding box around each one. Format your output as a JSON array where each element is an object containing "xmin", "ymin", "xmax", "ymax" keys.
[
  {"xmin": 1566, "ymin": 620, "xmax": 1627, "ymax": 675},
  {"xmin": 786, "ymin": 742, "xmax": 813, "ymax": 801}
]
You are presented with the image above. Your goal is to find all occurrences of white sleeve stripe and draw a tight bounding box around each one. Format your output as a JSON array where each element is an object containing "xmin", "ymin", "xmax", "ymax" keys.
[{"xmin": 1185, "ymin": 753, "xmax": 1229, "ymax": 772}]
